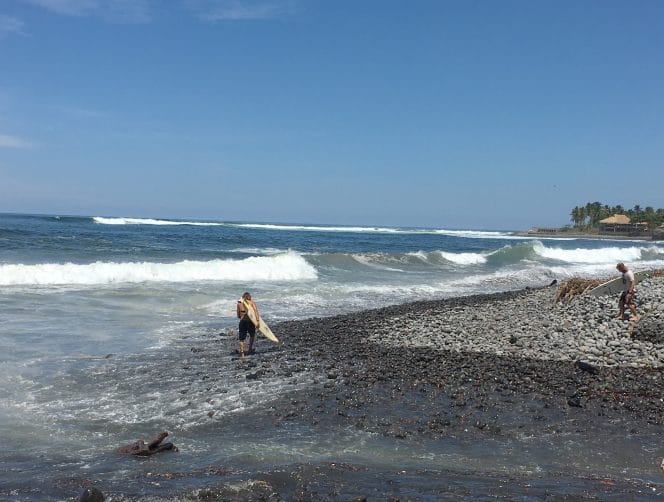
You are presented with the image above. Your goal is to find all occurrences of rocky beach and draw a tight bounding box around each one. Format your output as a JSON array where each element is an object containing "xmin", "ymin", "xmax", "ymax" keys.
[
  {"xmin": 75, "ymin": 275, "xmax": 664, "ymax": 500},
  {"xmin": 249, "ymin": 276, "xmax": 664, "ymax": 498}
]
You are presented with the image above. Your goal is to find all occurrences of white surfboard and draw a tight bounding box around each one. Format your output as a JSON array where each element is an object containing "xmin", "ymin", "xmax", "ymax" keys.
[
  {"xmin": 587, "ymin": 271, "xmax": 649, "ymax": 297},
  {"xmin": 241, "ymin": 299, "xmax": 279, "ymax": 343}
]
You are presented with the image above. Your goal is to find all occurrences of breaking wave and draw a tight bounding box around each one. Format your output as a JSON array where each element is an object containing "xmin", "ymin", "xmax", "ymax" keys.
[
  {"xmin": 3, "ymin": 239, "xmax": 661, "ymax": 288},
  {"xmin": 93, "ymin": 217, "xmax": 224, "ymax": 226},
  {"xmin": 485, "ymin": 241, "xmax": 664, "ymax": 266},
  {"xmin": 312, "ymin": 242, "xmax": 664, "ymax": 270},
  {"xmin": 89, "ymin": 217, "xmax": 550, "ymax": 241},
  {"xmin": 232, "ymin": 222, "xmax": 518, "ymax": 238},
  {"xmin": 430, "ymin": 229, "xmax": 523, "ymax": 239},
  {"xmin": 406, "ymin": 250, "xmax": 487, "ymax": 265},
  {"xmin": 0, "ymin": 252, "xmax": 317, "ymax": 286},
  {"xmin": 531, "ymin": 241, "xmax": 663, "ymax": 264},
  {"xmin": 234, "ymin": 223, "xmax": 404, "ymax": 233}
]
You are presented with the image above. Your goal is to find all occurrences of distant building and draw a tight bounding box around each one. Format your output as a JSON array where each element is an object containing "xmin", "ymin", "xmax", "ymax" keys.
[{"xmin": 598, "ymin": 214, "xmax": 648, "ymax": 233}]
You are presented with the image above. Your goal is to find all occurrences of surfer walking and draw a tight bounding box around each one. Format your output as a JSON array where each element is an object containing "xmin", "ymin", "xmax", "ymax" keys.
[
  {"xmin": 237, "ymin": 292, "xmax": 260, "ymax": 357},
  {"xmin": 616, "ymin": 262, "xmax": 637, "ymax": 321}
]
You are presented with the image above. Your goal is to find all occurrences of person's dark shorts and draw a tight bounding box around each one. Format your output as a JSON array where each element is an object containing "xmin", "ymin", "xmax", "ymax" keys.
[
  {"xmin": 238, "ymin": 319, "xmax": 256, "ymax": 341},
  {"xmin": 620, "ymin": 291, "xmax": 636, "ymax": 304}
]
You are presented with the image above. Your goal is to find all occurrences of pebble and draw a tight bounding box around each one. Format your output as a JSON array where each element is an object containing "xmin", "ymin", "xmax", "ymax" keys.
[{"xmin": 370, "ymin": 276, "xmax": 664, "ymax": 369}]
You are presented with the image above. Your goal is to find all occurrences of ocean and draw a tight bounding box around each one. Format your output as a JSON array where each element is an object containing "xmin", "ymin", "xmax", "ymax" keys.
[{"xmin": 1, "ymin": 213, "xmax": 663, "ymax": 500}]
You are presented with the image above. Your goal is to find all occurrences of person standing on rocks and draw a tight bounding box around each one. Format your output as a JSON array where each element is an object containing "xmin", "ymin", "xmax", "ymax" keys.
[
  {"xmin": 237, "ymin": 292, "xmax": 260, "ymax": 357},
  {"xmin": 616, "ymin": 262, "xmax": 638, "ymax": 321}
]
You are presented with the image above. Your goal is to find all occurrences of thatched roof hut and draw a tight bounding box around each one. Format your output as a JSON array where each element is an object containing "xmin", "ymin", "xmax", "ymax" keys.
[{"xmin": 599, "ymin": 214, "xmax": 630, "ymax": 225}]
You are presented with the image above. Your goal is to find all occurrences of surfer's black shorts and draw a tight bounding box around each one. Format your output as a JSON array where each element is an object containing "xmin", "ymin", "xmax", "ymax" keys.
[
  {"xmin": 238, "ymin": 319, "xmax": 255, "ymax": 340},
  {"xmin": 620, "ymin": 291, "xmax": 636, "ymax": 304}
]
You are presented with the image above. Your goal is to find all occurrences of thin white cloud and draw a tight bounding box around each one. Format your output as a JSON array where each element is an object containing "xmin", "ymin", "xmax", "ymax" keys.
[
  {"xmin": 0, "ymin": 134, "xmax": 33, "ymax": 149},
  {"xmin": 0, "ymin": 15, "xmax": 26, "ymax": 39},
  {"xmin": 58, "ymin": 105, "xmax": 108, "ymax": 119},
  {"xmin": 187, "ymin": 0, "xmax": 294, "ymax": 22},
  {"xmin": 24, "ymin": 0, "xmax": 152, "ymax": 23}
]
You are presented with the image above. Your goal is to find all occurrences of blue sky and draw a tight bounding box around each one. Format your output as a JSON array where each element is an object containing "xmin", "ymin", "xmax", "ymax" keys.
[{"xmin": 0, "ymin": 0, "xmax": 662, "ymax": 229}]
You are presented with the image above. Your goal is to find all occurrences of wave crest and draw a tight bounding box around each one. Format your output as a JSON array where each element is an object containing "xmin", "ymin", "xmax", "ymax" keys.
[
  {"xmin": 0, "ymin": 252, "xmax": 317, "ymax": 286},
  {"xmin": 93, "ymin": 217, "xmax": 223, "ymax": 226},
  {"xmin": 532, "ymin": 241, "xmax": 653, "ymax": 264},
  {"xmin": 313, "ymin": 242, "xmax": 664, "ymax": 271}
]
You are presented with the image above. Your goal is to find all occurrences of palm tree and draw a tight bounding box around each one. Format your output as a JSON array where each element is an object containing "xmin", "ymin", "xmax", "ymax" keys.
[
  {"xmin": 578, "ymin": 206, "xmax": 587, "ymax": 227},
  {"xmin": 585, "ymin": 201, "xmax": 602, "ymax": 226},
  {"xmin": 584, "ymin": 202, "xmax": 593, "ymax": 224},
  {"xmin": 569, "ymin": 202, "xmax": 664, "ymax": 230},
  {"xmin": 643, "ymin": 207, "xmax": 656, "ymax": 229},
  {"xmin": 633, "ymin": 205, "xmax": 642, "ymax": 217},
  {"xmin": 570, "ymin": 207, "xmax": 581, "ymax": 226}
]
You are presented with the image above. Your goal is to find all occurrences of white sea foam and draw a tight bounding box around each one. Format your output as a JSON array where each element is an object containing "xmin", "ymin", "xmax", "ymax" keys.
[
  {"xmin": 90, "ymin": 217, "xmax": 559, "ymax": 241},
  {"xmin": 430, "ymin": 229, "xmax": 521, "ymax": 239},
  {"xmin": 199, "ymin": 298, "xmax": 239, "ymax": 317},
  {"xmin": 351, "ymin": 254, "xmax": 405, "ymax": 272},
  {"xmin": 227, "ymin": 247, "xmax": 289, "ymax": 255},
  {"xmin": 331, "ymin": 282, "xmax": 442, "ymax": 298},
  {"xmin": 232, "ymin": 222, "xmax": 524, "ymax": 238},
  {"xmin": 532, "ymin": 242, "xmax": 649, "ymax": 264},
  {"xmin": 233, "ymin": 223, "xmax": 405, "ymax": 233},
  {"xmin": 436, "ymin": 251, "xmax": 487, "ymax": 265},
  {"xmin": 0, "ymin": 252, "xmax": 317, "ymax": 286},
  {"xmin": 93, "ymin": 216, "xmax": 224, "ymax": 226},
  {"xmin": 404, "ymin": 250, "xmax": 487, "ymax": 265},
  {"xmin": 407, "ymin": 251, "xmax": 430, "ymax": 261}
]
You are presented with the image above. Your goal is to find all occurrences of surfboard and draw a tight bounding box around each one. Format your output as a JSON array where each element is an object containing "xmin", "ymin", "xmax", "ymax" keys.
[
  {"xmin": 587, "ymin": 270, "xmax": 650, "ymax": 297},
  {"xmin": 241, "ymin": 299, "xmax": 279, "ymax": 343}
]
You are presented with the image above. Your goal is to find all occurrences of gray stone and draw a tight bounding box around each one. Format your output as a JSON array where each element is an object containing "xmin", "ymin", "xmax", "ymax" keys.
[{"xmin": 80, "ymin": 488, "xmax": 105, "ymax": 502}]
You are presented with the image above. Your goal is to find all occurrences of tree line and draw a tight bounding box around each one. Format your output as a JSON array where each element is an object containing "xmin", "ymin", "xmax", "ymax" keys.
[{"xmin": 570, "ymin": 202, "xmax": 664, "ymax": 229}]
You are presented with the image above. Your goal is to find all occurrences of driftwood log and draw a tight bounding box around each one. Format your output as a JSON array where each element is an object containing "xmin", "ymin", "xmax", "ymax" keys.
[
  {"xmin": 554, "ymin": 268, "xmax": 664, "ymax": 303},
  {"xmin": 554, "ymin": 278, "xmax": 604, "ymax": 303},
  {"xmin": 116, "ymin": 431, "xmax": 178, "ymax": 456}
]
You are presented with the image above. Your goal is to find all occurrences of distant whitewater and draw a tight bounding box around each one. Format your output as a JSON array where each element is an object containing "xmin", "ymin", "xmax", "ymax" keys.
[
  {"xmin": 93, "ymin": 216, "xmax": 519, "ymax": 238},
  {"xmin": 3, "ymin": 213, "xmax": 663, "ymax": 300},
  {"xmin": 93, "ymin": 216, "xmax": 226, "ymax": 226}
]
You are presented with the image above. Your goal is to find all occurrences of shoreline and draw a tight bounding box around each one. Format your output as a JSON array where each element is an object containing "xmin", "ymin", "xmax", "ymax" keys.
[
  {"xmin": 515, "ymin": 230, "xmax": 654, "ymax": 241},
  {"xmin": 28, "ymin": 281, "xmax": 664, "ymax": 500}
]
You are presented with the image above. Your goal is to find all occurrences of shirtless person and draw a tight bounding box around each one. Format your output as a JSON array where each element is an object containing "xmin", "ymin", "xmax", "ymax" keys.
[
  {"xmin": 616, "ymin": 262, "xmax": 637, "ymax": 321},
  {"xmin": 237, "ymin": 292, "xmax": 260, "ymax": 357}
]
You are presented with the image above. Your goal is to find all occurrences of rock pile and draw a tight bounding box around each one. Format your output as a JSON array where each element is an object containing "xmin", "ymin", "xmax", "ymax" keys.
[
  {"xmin": 265, "ymin": 276, "xmax": 664, "ymax": 432},
  {"xmin": 371, "ymin": 276, "xmax": 664, "ymax": 368}
]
